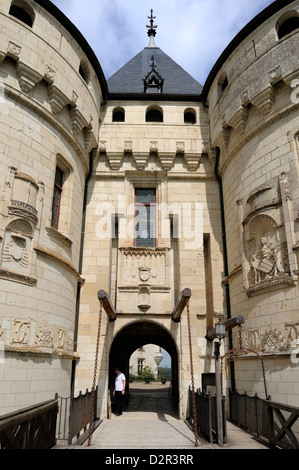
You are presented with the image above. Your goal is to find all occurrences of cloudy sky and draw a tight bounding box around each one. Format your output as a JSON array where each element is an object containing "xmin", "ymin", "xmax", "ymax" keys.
[{"xmin": 51, "ymin": 0, "xmax": 273, "ymax": 86}]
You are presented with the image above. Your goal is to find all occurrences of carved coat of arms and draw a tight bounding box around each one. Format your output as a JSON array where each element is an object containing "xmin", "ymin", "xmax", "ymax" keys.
[{"xmin": 139, "ymin": 267, "xmax": 150, "ymax": 283}]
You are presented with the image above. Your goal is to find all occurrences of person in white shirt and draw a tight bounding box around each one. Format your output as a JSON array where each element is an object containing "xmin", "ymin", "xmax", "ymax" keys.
[{"xmin": 113, "ymin": 367, "xmax": 126, "ymax": 416}]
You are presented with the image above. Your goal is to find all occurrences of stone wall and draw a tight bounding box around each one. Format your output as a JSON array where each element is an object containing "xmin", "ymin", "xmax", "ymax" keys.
[
  {"xmin": 0, "ymin": 0, "xmax": 103, "ymax": 414},
  {"xmin": 208, "ymin": 0, "xmax": 299, "ymax": 406},
  {"xmin": 75, "ymin": 99, "xmax": 225, "ymax": 419}
]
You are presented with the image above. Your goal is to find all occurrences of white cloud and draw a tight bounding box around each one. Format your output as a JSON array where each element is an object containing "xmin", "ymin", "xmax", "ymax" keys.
[{"xmin": 51, "ymin": 0, "xmax": 273, "ymax": 84}]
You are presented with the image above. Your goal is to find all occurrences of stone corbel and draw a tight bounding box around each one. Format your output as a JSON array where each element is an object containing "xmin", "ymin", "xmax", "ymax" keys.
[
  {"xmin": 158, "ymin": 153, "xmax": 175, "ymax": 171},
  {"xmin": 48, "ymin": 84, "xmax": 69, "ymax": 114},
  {"xmin": 70, "ymin": 106, "xmax": 88, "ymax": 135},
  {"xmin": 251, "ymin": 85, "xmax": 275, "ymax": 116},
  {"xmin": 106, "ymin": 152, "xmax": 123, "ymax": 171},
  {"xmin": 16, "ymin": 62, "xmax": 43, "ymax": 94},
  {"xmin": 133, "ymin": 153, "xmax": 149, "ymax": 170},
  {"xmin": 84, "ymin": 126, "xmax": 97, "ymax": 153},
  {"xmin": 184, "ymin": 153, "xmax": 201, "ymax": 171},
  {"xmin": 217, "ymin": 126, "xmax": 230, "ymax": 152},
  {"xmin": 229, "ymin": 107, "xmax": 249, "ymax": 135}
]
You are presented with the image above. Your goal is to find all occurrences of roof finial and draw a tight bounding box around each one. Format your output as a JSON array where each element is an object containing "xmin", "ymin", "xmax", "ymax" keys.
[{"xmin": 146, "ymin": 9, "xmax": 158, "ymax": 47}]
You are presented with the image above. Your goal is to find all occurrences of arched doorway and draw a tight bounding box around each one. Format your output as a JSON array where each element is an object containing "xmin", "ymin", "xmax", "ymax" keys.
[{"xmin": 109, "ymin": 321, "xmax": 179, "ymax": 413}]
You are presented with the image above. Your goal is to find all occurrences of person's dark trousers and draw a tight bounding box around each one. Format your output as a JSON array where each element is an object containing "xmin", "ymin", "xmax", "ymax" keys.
[{"xmin": 115, "ymin": 391, "xmax": 123, "ymax": 415}]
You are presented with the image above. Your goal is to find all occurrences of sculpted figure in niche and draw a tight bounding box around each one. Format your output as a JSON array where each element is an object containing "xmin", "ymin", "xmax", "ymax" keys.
[{"xmin": 250, "ymin": 236, "xmax": 286, "ymax": 285}]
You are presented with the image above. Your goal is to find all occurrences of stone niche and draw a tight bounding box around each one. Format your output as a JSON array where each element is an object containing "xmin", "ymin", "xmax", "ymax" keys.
[
  {"xmin": 9, "ymin": 173, "xmax": 39, "ymax": 225},
  {"xmin": 241, "ymin": 177, "xmax": 294, "ymax": 296},
  {"xmin": 1, "ymin": 219, "xmax": 33, "ymax": 273}
]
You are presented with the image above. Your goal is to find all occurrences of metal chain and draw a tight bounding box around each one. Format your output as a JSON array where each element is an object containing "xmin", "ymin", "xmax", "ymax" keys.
[
  {"xmin": 238, "ymin": 324, "xmax": 243, "ymax": 350},
  {"xmin": 220, "ymin": 356, "xmax": 224, "ymax": 398},
  {"xmin": 186, "ymin": 299, "xmax": 199, "ymax": 447},
  {"xmin": 261, "ymin": 356, "xmax": 270, "ymax": 400},
  {"xmin": 87, "ymin": 300, "xmax": 103, "ymax": 447}
]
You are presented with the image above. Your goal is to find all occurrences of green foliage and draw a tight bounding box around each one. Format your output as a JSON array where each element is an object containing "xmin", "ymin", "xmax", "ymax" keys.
[
  {"xmin": 141, "ymin": 366, "xmax": 155, "ymax": 382},
  {"xmin": 159, "ymin": 365, "xmax": 172, "ymax": 381}
]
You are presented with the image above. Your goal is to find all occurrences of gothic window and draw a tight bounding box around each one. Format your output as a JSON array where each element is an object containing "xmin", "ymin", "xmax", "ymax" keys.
[
  {"xmin": 184, "ymin": 108, "xmax": 196, "ymax": 124},
  {"xmin": 51, "ymin": 167, "xmax": 64, "ymax": 230},
  {"xmin": 146, "ymin": 107, "xmax": 163, "ymax": 123},
  {"xmin": 9, "ymin": 1, "xmax": 34, "ymax": 27},
  {"xmin": 112, "ymin": 107, "xmax": 125, "ymax": 122},
  {"xmin": 135, "ymin": 188, "xmax": 156, "ymax": 248}
]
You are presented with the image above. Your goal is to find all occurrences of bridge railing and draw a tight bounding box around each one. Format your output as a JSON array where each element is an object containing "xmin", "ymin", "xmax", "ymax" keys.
[
  {"xmin": 188, "ymin": 387, "xmax": 227, "ymax": 444},
  {"xmin": 229, "ymin": 389, "xmax": 299, "ymax": 449},
  {"xmin": 0, "ymin": 399, "xmax": 58, "ymax": 449}
]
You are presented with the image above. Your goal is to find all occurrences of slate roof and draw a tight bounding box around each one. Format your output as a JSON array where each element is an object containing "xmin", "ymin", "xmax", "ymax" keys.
[{"xmin": 107, "ymin": 46, "xmax": 203, "ymax": 97}]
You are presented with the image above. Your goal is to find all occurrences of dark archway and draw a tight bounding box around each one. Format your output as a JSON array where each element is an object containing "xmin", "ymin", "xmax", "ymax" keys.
[{"xmin": 109, "ymin": 321, "xmax": 179, "ymax": 410}]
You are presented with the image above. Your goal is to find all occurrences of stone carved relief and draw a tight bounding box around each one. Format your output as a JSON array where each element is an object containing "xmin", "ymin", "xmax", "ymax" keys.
[
  {"xmin": 2, "ymin": 235, "xmax": 29, "ymax": 270},
  {"xmin": 66, "ymin": 334, "xmax": 74, "ymax": 352},
  {"xmin": 246, "ymin": 214, "xmax": 290, "ymax": 288},
  {"xmin": 249, "ymin": 235, "xmax": 287, "ymax": 285},
  {"xmin": 7, "ymin": 41, "xmax": 21, "ymax": 60},
  {"xmin": 10, "ymin": 319, "xmax": 31, "ymax": 345},
  {"xmin": 57, "ymin": 328, "xmax": 67, "ymax": 350},
  {"xmin": 237, "ymin": 323, "xmax": 299, "ymax": 354},
  {"xmin": 1, "ymin": 220, "xmax": 33, "ymax": 273},
  {"xmin": 3, "ymin": 317, "xmax": 74, "ymax": 354},
  {"xmin": 261, "ymin": 327, "xmax": 287, "ymax": 352},
  {"xmin": 35, "ymin": 324, "xmax": 55, "ymax": 348},
  {"xmin": 122, "ymin": 248, "xmax": 167, "ymax": 287}
]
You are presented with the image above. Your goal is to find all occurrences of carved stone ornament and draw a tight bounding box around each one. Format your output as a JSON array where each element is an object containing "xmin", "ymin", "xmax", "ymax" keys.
[
  {"xmin": 44, "ymin": 65, "xmax": 56, "ymax": 84},
  {"xmin": 124, "ymin": 141, "xmax": 133, "ymax": 152},
  {"xmin": 2, "ymin": 235, "xmax": 29, "ymax": 270},
  {"xmin": 67, "ymin": 334, "xmax": 74, "ymax": 352},
  {"xmin": 239, "ymin": 325, "xmax": 297, "ymax": 353},
  {"xmin": 139, "ymin": 266, "xmax": 150, "ymax": 282},
  {"xmin": 10, "ymin": 319, "xmax": 31, "ymax": 345},
  {"xmin": 250, "ymin": 236, "xmax": 286, "ymax": 285},
  {"xmin": 35, "ymin": 324, "xmax": 55, "ymax": 348},
  {"xmin": 150, "ymin": 141, "xmax": 158, "ymax": 152},
  {"xmin": 261, "ymin": 327, "xmax": 287, "ymax": 352},
  {"xmin": 268, "ymin": 65, "xmax": 282, "ymax": 85},
  {"xmin": 7, "ymin": 41, "xmax": 21, "ymax": 60},
  {"xmin": 246, "ymin": 214, "xmax": 290, "ymax": 289}
]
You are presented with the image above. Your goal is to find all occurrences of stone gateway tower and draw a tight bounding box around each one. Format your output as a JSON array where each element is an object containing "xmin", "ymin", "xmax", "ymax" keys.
[{"xmin": 0, "ymin": 0, "xmax": 298, "ymax": 424}]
